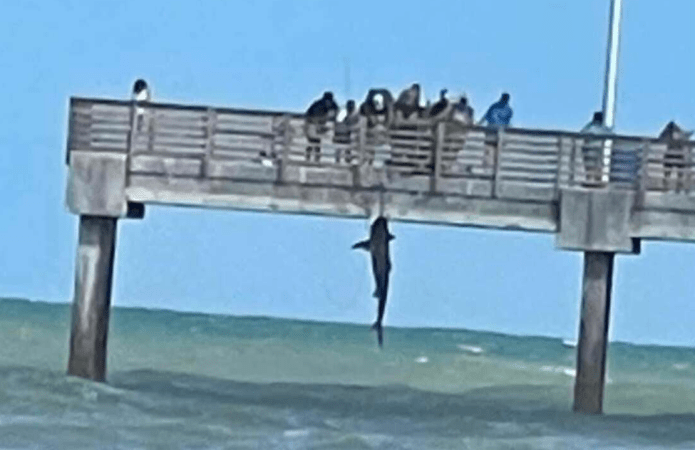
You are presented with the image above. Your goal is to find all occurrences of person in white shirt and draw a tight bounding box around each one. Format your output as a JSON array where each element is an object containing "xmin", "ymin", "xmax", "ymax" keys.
[{"xmin": 132, "ymin": 79, "xmax": 150, "ymax": 132}]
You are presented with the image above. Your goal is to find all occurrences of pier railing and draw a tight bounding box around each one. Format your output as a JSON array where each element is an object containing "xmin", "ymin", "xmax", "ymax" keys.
[{"xmin": 68, "ymin": 97, "xmax": 695, "ymax": 204}]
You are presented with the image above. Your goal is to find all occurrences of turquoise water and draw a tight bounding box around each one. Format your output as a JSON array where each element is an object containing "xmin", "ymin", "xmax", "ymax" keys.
[{"xmin": 1, "ymin": 298, "xmax": 695, "ymax": 449}]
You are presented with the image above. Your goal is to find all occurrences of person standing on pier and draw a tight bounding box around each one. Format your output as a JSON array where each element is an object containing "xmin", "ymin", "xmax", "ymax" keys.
[
  {"xmin": 659, "ymin": 121, "xmax": 694, "ymax": 192},
  {"xmin": 394, "ymin": 83, "xmax": 423, "ymax": 121},
  {"xmin": 132, "ymin": 78, "xmax": 151, "ymax": 132},
  {"xmin": 304, "ymin": 92, "xmax": 339, "ymax": 162},
  {"xmin": 452, "ymin": 95, "xmax": 474, "ymax": 125},
  {"xmin": 580, "ymin": 112, "xmax": 611, "ymax": 184},
  {"xmin": 333, "ymin": 100, "xmax": 359, "ymax": 163},
  {"xmin": 478, "ymin": 92, "xmax": 513, "ymax": 128},
  {"xmin": 478, "ymin": 93, "xmax": 513, "ymax": 170},
  {"xmin": 427, "ymin": 89, "xmax": 452, "ymax": 121},
  {"xmin": 359, "ymin": 89, "xmax": 394, "ymax": 129}
]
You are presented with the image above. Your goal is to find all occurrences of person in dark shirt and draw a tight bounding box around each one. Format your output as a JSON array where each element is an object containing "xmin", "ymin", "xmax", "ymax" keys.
[
  {"xmin": 428, "ymin": 89, "xmax": 451, "ymax": 120},
  {"xmin": 304, "ymin": 92, "xmax": 339, "ymax": 162},
  {"xmin": 306, "ymin": 92, "xmax": 338, "ymax": 121},
  {"xmin": 659, "ymin": 121, "xmax": 694, "ymax": 192},
  {"xmin": 478, "ymin": 93, "xmax": 513, "ymax": 127},
  {"xmin": 394, "ymin": 83, "xmax": 422, "ymax": 121}
]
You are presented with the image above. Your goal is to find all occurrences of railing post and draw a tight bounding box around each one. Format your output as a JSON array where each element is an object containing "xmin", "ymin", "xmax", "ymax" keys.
[
  {"xmin": 431, "ymin": 121, "xmax": 445, "ymax": 193},
  {"xmin": 491, "ymin": 128, "xmax": 504, "ymax": 198},
  {"xmin": 355, "ymin": 117, "xmax": 370, "ymax": 186},
  {"xmin": 126, "ymin": 101, "xmax": 137, "ymax": 186},
  {"xmin": 278, "ymin": 116, "xmax": 292, "ymax": 183},
  {"xmin": 350, "ymin": 118, "xmax": 365, "ymax": 188},
  {"xmin": 202, "ymin": 108, "xmax": 216, "ymax": 178},
  {"xmin": 638, "ymin": 139, "xmax": 649, "ymax": 197},
  {"xmin": 66, "ymin": 99, "xmax": 77, "ymax": 165},
  {"xmin": 555, "ymin": 136, "xmax": 565, "ymax": 196},
  {"xmin": 325, "ymin": 122, "xmax": 335, "ymax": 165},
  {"xmin": 686, "ymin": 140, "xmax": 693, "ymax": 194},
  {"xmin": 358, "ymin": 116, "xmax": 368, "ymax": 166},
  {"xmin": 146, "ymin": 107, "xmax": 155, "ymax": 153},
  {"xmin": 569, "ymin": 138, "xmax": 578, "ymax": 187}
]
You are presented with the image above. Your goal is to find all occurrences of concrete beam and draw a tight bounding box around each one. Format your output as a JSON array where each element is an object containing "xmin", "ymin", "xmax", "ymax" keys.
[
  {"xmin": 556, "ymin": 188, "xmax": 639, "ymax": 254},
  {"xmin": 573, "ymin": 251, "xmax": 614, "ymax": 414},
  {"xmin": 66, "ymin": 151, "xmax": 128, "ymax": 217},
  {"xmin": 125, "ymin": 176, "xmax": 558, "ymax": 233},
  {"xmin": 67, "ymin": 215, "xmax": 118, "ymax": 382}
]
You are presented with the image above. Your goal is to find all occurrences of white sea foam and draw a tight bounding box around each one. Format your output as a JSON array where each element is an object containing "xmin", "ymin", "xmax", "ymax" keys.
[
  {"xmin": 457, "ymin": 344, "xmax": 484, "ymax": 354},
  {"xmin": 415, "ymin": 356, "xmax": 429, "ymax": 364},
  {"xmin": 540, "ymin": 365, "xmax": 576, "ymax": 378},
  {"xmin": 562, "ymin": 339, "xmax": 577, "ymax": 348},
  {"xmin": 283, "ymin": 429, "xmax": 311, "ymax": 438}
]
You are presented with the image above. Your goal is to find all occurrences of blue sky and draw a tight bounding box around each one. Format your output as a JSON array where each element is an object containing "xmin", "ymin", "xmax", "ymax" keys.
[{"xmin": 1, "ymin": 0, "xmax": 694, "ymax": 346}]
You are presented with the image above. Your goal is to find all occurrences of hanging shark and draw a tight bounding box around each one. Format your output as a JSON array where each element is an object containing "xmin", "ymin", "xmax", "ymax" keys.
[{"xmin": 352, "ymin": 216, "xmax": 395, "ymax": 348}]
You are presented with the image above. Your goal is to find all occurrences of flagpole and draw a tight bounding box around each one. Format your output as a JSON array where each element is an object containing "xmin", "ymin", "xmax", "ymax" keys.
[
  {"xmin": 601, "ymin": 0, "xmax": 623, "ymax": 181},
  {"xmin": 602, "ymin": 0, "xmax": 622, "ymax": 129}
]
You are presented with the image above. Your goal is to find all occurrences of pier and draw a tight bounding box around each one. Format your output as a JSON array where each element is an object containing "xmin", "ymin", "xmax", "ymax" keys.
[{"xmin": 65, "ymin": 96, "xmax": 695, "ymax": 414}]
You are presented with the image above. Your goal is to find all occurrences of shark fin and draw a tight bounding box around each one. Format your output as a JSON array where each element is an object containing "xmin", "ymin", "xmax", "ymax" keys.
[{"xmin": 352, "ymin": 239, "xmax": 370, "ymax": 250}]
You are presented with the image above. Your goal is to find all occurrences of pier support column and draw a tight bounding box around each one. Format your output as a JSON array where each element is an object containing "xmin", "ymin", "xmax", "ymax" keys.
[
  {"xmin": 573, "ymin": 251, "xmax": 614, "ymax": 414},
  {"xmin": 67, "ymin": 215, "xmax": 118, "ymax": 382}
]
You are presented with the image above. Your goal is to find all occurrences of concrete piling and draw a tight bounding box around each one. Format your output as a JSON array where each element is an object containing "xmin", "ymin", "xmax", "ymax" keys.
[
  {"xmin": 573, "ymin": 251, "xmax": 615, "ymax": 414},
  {"xmin": 67, "ymin": 215, "xmax": 118, "ymax": 382}
]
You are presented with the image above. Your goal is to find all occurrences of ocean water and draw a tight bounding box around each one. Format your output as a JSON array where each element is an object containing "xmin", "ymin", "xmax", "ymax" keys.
[{"xmin": 1, "ymin": 298, "xmax": 694, "ymax": 449}]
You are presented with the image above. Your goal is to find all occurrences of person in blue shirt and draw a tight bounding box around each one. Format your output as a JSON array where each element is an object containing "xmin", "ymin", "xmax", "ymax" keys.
[
  {"xmin": 478, "ymin": 93, "xmax": 512, "ymax": 170},
  {"xmin": 478, "ymin": 93, "xmax": 513, "ymax": 127}
]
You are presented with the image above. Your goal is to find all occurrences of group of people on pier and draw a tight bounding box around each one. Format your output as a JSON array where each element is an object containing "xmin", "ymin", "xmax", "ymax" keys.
[
  {"xmin": 579, "ymin": 111, "xmax": 693, "ymax": 190},
  {"xmin": 128, "ymin": 79, "xmax": 693, "ymax": 191},
  {"xmin": 303, "ymin": 84, "xmax": 514, "ymax": 163},
  {"xmin": 301, "ymin": 83, "xmax": 693, "ymax": 191}
]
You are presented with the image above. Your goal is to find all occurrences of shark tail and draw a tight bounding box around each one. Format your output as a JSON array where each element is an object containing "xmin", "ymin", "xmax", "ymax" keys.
[
  {"xmin": 371, "ymin": 321, "xmax": 383, "ymax": 348},
  {"xmin": 352, "ymin": 240, "xmax": 370, "ymax": 250}
]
